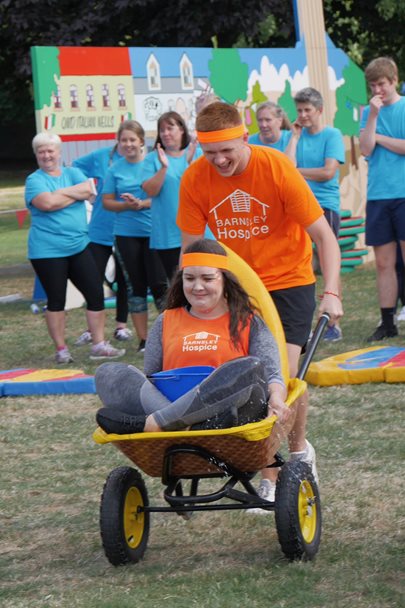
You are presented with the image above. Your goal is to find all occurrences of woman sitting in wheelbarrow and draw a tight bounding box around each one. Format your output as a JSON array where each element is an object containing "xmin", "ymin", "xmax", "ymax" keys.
[{"xmin": 95, "ymin": 239, "xmax": 289, "ymax": 434}]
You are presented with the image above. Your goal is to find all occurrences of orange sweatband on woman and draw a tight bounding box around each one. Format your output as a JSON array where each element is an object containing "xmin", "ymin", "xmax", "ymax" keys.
[
  {"xmin": 181, "ymin": 252, "xmax": 230, "ymax": 270},
  {"xmin": 196, "ymin": 124, "xmax": 245, "ymax": 143}
]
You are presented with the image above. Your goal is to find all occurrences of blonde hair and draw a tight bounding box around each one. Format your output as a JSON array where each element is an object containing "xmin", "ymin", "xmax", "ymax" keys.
[
  {"xmin": 32, "ymin": 132, "xmax": 61, "ymax": 153},
  {"xmin": 256, "ymin": 101, "xmax": 291, "ymax": 130},
  {"xmin": 365, "ymin": 57, "xmax": 398, "ymax": 83},
  {"xmin": 117, "ymin": 120, "xmax": 145, "ymax": 145}
]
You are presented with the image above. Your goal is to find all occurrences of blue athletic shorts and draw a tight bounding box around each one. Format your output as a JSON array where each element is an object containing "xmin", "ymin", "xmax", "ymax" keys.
[
  {"xmin": 269, "ymin": 283, "xmax": 316, "ymax": 347},
  {"xmin": 366, "ymin": 198, "xmax": 405, "ymax": 246}
]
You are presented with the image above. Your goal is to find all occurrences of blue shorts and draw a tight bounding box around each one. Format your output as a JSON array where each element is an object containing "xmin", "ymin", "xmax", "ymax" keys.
[
  {"xmin": 323, "ymin": 208, "xmax": 341, "ymax": 238},
  {"xmin": 366, "ymin": 198, "xmax": 405, "ymax": 246}
]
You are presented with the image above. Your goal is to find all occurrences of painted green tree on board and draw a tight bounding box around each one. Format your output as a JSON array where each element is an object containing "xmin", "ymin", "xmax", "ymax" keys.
[
  {"xmin": 209, "ymin": 49, "xmax": 249, "ymax": 103},
  {"xmin": 277, "ymin": 80, "xmax": 296, "ymax": 123},
  {"xmin": 334, "ymin": 58, "xmax": 368, "ymax": 136}
]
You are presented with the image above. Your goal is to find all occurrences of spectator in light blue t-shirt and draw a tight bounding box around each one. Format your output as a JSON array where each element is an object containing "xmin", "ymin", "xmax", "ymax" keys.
[
  {"xmin": 72, "ymin": 141, "xmax": 132, "ymax": 346},
  {"xmin": 360, "ymin": 57, "xmax": 405, "ymax": 343},
  {"xmin": 25, "ymin": 132, "xmax": 125, "ymax": 364},
  {"xmin": 285, "ymin": 87, "xmax": 345, "ymax": 342},
  {"xmin": 248, "ymin": 101, "xmax": 292, "ymax": 152},
  {"xmin": 141, "ymin": 111, "xmax": 203, "ymax": 280},
  {"xmin": 103, "ymin": 120, "xmax": 168, "ymax": 353}
]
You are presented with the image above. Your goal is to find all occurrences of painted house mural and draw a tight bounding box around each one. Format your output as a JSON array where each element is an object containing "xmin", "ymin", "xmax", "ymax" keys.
[{"xmin": 30, "ymin": 40, "xmax": 368, "ymax": 221}]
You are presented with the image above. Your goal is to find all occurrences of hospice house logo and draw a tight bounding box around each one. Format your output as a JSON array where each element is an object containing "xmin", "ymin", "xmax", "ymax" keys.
[
  {"xmin": 209, "ymin": 190, "xmax": 270, "ymax": 240},
  {"xmin": 182, "ymin": 331, "xmax": 220, "ymax": 352}
]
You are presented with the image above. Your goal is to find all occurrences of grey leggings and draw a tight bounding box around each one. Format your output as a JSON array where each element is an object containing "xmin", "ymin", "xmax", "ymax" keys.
[{"xmin": 95, "ymin": 357, "xmax": 269, "ymax": 431}]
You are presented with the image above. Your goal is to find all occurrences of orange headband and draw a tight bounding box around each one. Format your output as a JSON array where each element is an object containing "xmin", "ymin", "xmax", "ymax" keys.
[
  {"xmin": 181, "ymin": 252, "xmax": 229, "ymax": 270},
  {"xmin": 196, "ymin": 124, "xmax": 245, "ymax": 143}
]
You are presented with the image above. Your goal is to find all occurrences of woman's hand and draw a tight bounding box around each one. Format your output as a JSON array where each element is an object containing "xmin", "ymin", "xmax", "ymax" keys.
[
  {"xmin": 290, "ymin": 121, "xmax": 303, "ymax": 140},
  {"xmin": 121, "ymin": 193, "xmax": 144, "ymax": 210},
  {"xmin": 156, "ymin": 143, "xmax": 169, "ymax": 169},
  {"xmin": 268, "ymin": 394, "xmax": 291, "ymax": 424}
]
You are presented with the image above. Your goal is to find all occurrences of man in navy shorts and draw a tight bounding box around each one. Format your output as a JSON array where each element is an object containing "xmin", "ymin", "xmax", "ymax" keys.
[
  {"xmin": 285, "ymin": 87, "xmax": 345, "ymax": 342},
  {"xmin": 360, "ymin": 57, "xmax": 405, "ymax": 341}
]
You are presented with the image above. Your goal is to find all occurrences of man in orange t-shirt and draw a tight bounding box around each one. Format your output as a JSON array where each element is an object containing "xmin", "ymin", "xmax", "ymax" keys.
[{"xmin": 178, "ymin": 102, "xmax": 342, "ymax": 503}]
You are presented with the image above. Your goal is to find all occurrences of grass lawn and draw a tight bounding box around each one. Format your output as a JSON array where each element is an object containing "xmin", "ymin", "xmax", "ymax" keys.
[
  {"xmin": 0, "ymin": 264, "xmax": 404, "ymax": 608},
  {"xmin": 0, "ymin": 168, "xmax": 31, "ymax": 212}
]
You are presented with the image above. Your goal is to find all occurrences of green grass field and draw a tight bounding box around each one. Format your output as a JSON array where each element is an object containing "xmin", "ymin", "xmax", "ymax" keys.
[
  {"xmin": 0, "ymin": 173, "xmax": 404, "ymax": 607},
  {"xmin": 0, "ymin": 264, "xmax": 404, "ymax": 608}
]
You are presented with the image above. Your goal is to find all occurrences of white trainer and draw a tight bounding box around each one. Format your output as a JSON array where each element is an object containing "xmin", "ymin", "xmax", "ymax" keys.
[
  {"xmin": 75, "ymin": 330, "xmax": 92, "ymax": 346},
  {"xmin": 90, "ymin": 341, "xmax": 125, "ymax": 360},
  {"xmin": 290, "ymin": 440, "xmax": 319, "ymax": 485},
  {"xmin": 55, "ymin": 347, "xmax": 73, "ymax": 364},
  {"xmin": 247, "ymin": 479, "xmax": 276, "ymax": 515}
]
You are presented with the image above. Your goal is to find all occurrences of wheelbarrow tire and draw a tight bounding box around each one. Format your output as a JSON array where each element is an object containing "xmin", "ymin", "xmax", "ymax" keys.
[
  {"xmin": 275, "ymin": 460, "xmax": 321, "ymax": 561},
  {"xmin": 100, "ymin": 465, "xmax": 150, "ymax": 566}
]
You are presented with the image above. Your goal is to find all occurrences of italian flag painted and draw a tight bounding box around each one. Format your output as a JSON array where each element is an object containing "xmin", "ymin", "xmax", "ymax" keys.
[
  {"xmin": 44, "ymin": 114, "xmax": 56, "ymax": 130},
  {"xmin": 121, "ymin": 112, "xmax": 132, "ymax": 122}
]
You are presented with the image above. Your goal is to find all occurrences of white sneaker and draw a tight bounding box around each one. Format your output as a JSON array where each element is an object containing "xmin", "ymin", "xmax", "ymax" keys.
[
  {"xmin": 89, "ymin": 341, "xmax": 125, "ymax": 360},
  {"xmin": 397, "ymin": 306, "xmax": 405, "ymax": 322},
  {"xmin": 55, "ymin": 347, "xmax": 73, "ymax": 364},
  {"xmin": 290, "ymin": 440, "xmax": 319, "ymax": 486},
  {"xmin": 247, "ymin": 479, "xmax": 276, "ymax": 515},
  {"xmin": 75, "ymin": 330, "xmax": 92, "ymax": 346},
  {"xmin": 114, "ymin": 327, "xmax": 133, "ymax": 341}
]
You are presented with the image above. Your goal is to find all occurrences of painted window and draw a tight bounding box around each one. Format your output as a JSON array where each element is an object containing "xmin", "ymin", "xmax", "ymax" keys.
[
  {"xmin": 102, "ymin": 84, "xmax": 111, "ymax": 109},
  {"xmin": 53, "ymin": 85, "xmax": 62, "ymax": 109},
  {"xmin": 86, "ymin": 84, "xmax": 95, "ymax": 109},
  {"xmin": 147, "ymin": 54, "xmax": 161, "ymax": 90},
  {"xmin": 180, "ymin": 54, "xmax": 194, "ymax": 90},
  {"xmin": 117, "ymin": 84, "xmax": 127, "ymax": 108},
  {"xmin": 69, "ymin": 85, "xmax": 79, "ymax": 110}
]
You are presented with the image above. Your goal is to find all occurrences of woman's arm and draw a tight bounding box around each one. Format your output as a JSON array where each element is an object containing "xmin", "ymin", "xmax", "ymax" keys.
[
  {"xmin": 144, "ymin": 314, "xmax": 164, "ymax": 375},
  {"xmin": 141, "ymin": 145, "xmax": 168, "ymax": 196},
  {"xmin": 31, "ymin": 180, "xmax": 94, "ymax": 211},
  {"xmin": 298, "ymin": 158, "xmax": 340, "ymax": 182},
  {"xmin": 284, "ymin": 122, "xmax": 302, "ymax": 165}
]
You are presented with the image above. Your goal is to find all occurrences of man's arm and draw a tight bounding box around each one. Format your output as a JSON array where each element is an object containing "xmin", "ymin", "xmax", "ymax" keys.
[
  {"xmin": 359, "ymin": 96, "xmax": 382, "ymax": 156},
  {"xmin": 375, "ymin": 133, "xmax": 405, "ymax": 155},
  {"xmin": 180, "ymin": 231, "xmax": 204, "ymax": 254},
  {"xmin": 306, "ymin": 215, "xmax": 343, "ymax": 323}
]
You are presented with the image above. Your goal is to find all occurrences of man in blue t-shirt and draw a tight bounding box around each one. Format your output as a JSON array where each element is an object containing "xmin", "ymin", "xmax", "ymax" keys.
[
  {"xmin": 285, "ymin": 87, "xmax": 345, "ymax": 342},
  {"xmin": 360, "ymin": 57, "xmax": 405, "ymax": 342}
]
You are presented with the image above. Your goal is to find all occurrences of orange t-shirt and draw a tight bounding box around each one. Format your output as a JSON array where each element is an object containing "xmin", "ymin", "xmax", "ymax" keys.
[
  {"xmin": 178, "ymin": 145, "xmax": 323, "ymax": 291},
  {"xmin": 162, "ymin": 308, "xmax": 251, "ymax": 370}
]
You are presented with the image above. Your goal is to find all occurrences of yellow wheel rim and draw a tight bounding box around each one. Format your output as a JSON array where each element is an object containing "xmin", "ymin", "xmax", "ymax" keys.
[
  {"xmin": 123, "ymin": 487, "xmax": 145, "ymax": 549},
  {"xmin": 298, "ymin": 480, "xmax": 317, "ymax": 544}
]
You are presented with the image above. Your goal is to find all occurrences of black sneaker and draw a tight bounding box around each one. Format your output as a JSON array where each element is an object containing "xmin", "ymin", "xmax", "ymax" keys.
[
  {"xmin": 137, "ymin": 339, "xmax": 146, "ymax": 353},
  {"xmin": 366, "ymin": 325, "xmax": 398, "ymax": 342},
  {"xmin": 96, "ymin": 408, "xmax": 146, "ymax": 434}
]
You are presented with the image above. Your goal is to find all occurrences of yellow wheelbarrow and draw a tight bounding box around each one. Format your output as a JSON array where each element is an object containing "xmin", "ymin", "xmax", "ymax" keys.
[{"xmin": 93, "ymin": 245, "xmax": 328, "ymax": 565}]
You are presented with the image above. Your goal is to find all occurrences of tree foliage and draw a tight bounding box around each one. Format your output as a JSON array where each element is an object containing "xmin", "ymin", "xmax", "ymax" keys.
[
  {"xmin": 0, "ymin": 0, "xmax": 404, "ymax": 129},
  {"xmin": 323, "ymin": 0, "xmax": 405, "ymax": 84}
]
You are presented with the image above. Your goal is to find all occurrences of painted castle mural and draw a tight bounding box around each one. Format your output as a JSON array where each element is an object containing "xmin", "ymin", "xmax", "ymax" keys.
[{"xmin": 30, "ymin": 41, "xmax": 369, "ymax": 221}]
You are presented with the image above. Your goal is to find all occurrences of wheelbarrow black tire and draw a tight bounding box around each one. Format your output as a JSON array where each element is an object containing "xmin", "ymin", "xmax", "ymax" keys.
[
  {"xmin": 100, "ymin": 466, "xmax": 150, "ymax": 566},
  {"xmin": 275, "ymin": 460, "xmax": 321, "ymax": 561}
]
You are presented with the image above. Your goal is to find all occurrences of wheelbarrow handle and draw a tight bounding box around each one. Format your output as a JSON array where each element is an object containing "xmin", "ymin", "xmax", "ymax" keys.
[{"xmin": 296, "ymin": 313, "xmax": 330, "ymax": 381}]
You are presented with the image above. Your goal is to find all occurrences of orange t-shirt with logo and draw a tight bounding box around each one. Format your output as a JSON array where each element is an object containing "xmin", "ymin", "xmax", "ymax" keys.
[
  {"xmin": 162, "ymin": 308, "xmax": 251, "ymax": 370},
  {"xmin": 178, "ymin": 145, "xmax": 323, "ymax": 291}
]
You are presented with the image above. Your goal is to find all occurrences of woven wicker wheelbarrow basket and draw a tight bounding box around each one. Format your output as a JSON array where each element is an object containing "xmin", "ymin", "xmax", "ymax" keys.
[{"xmin": 93, "ymin": 314, "xmax": 328, "ymax": 567}]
